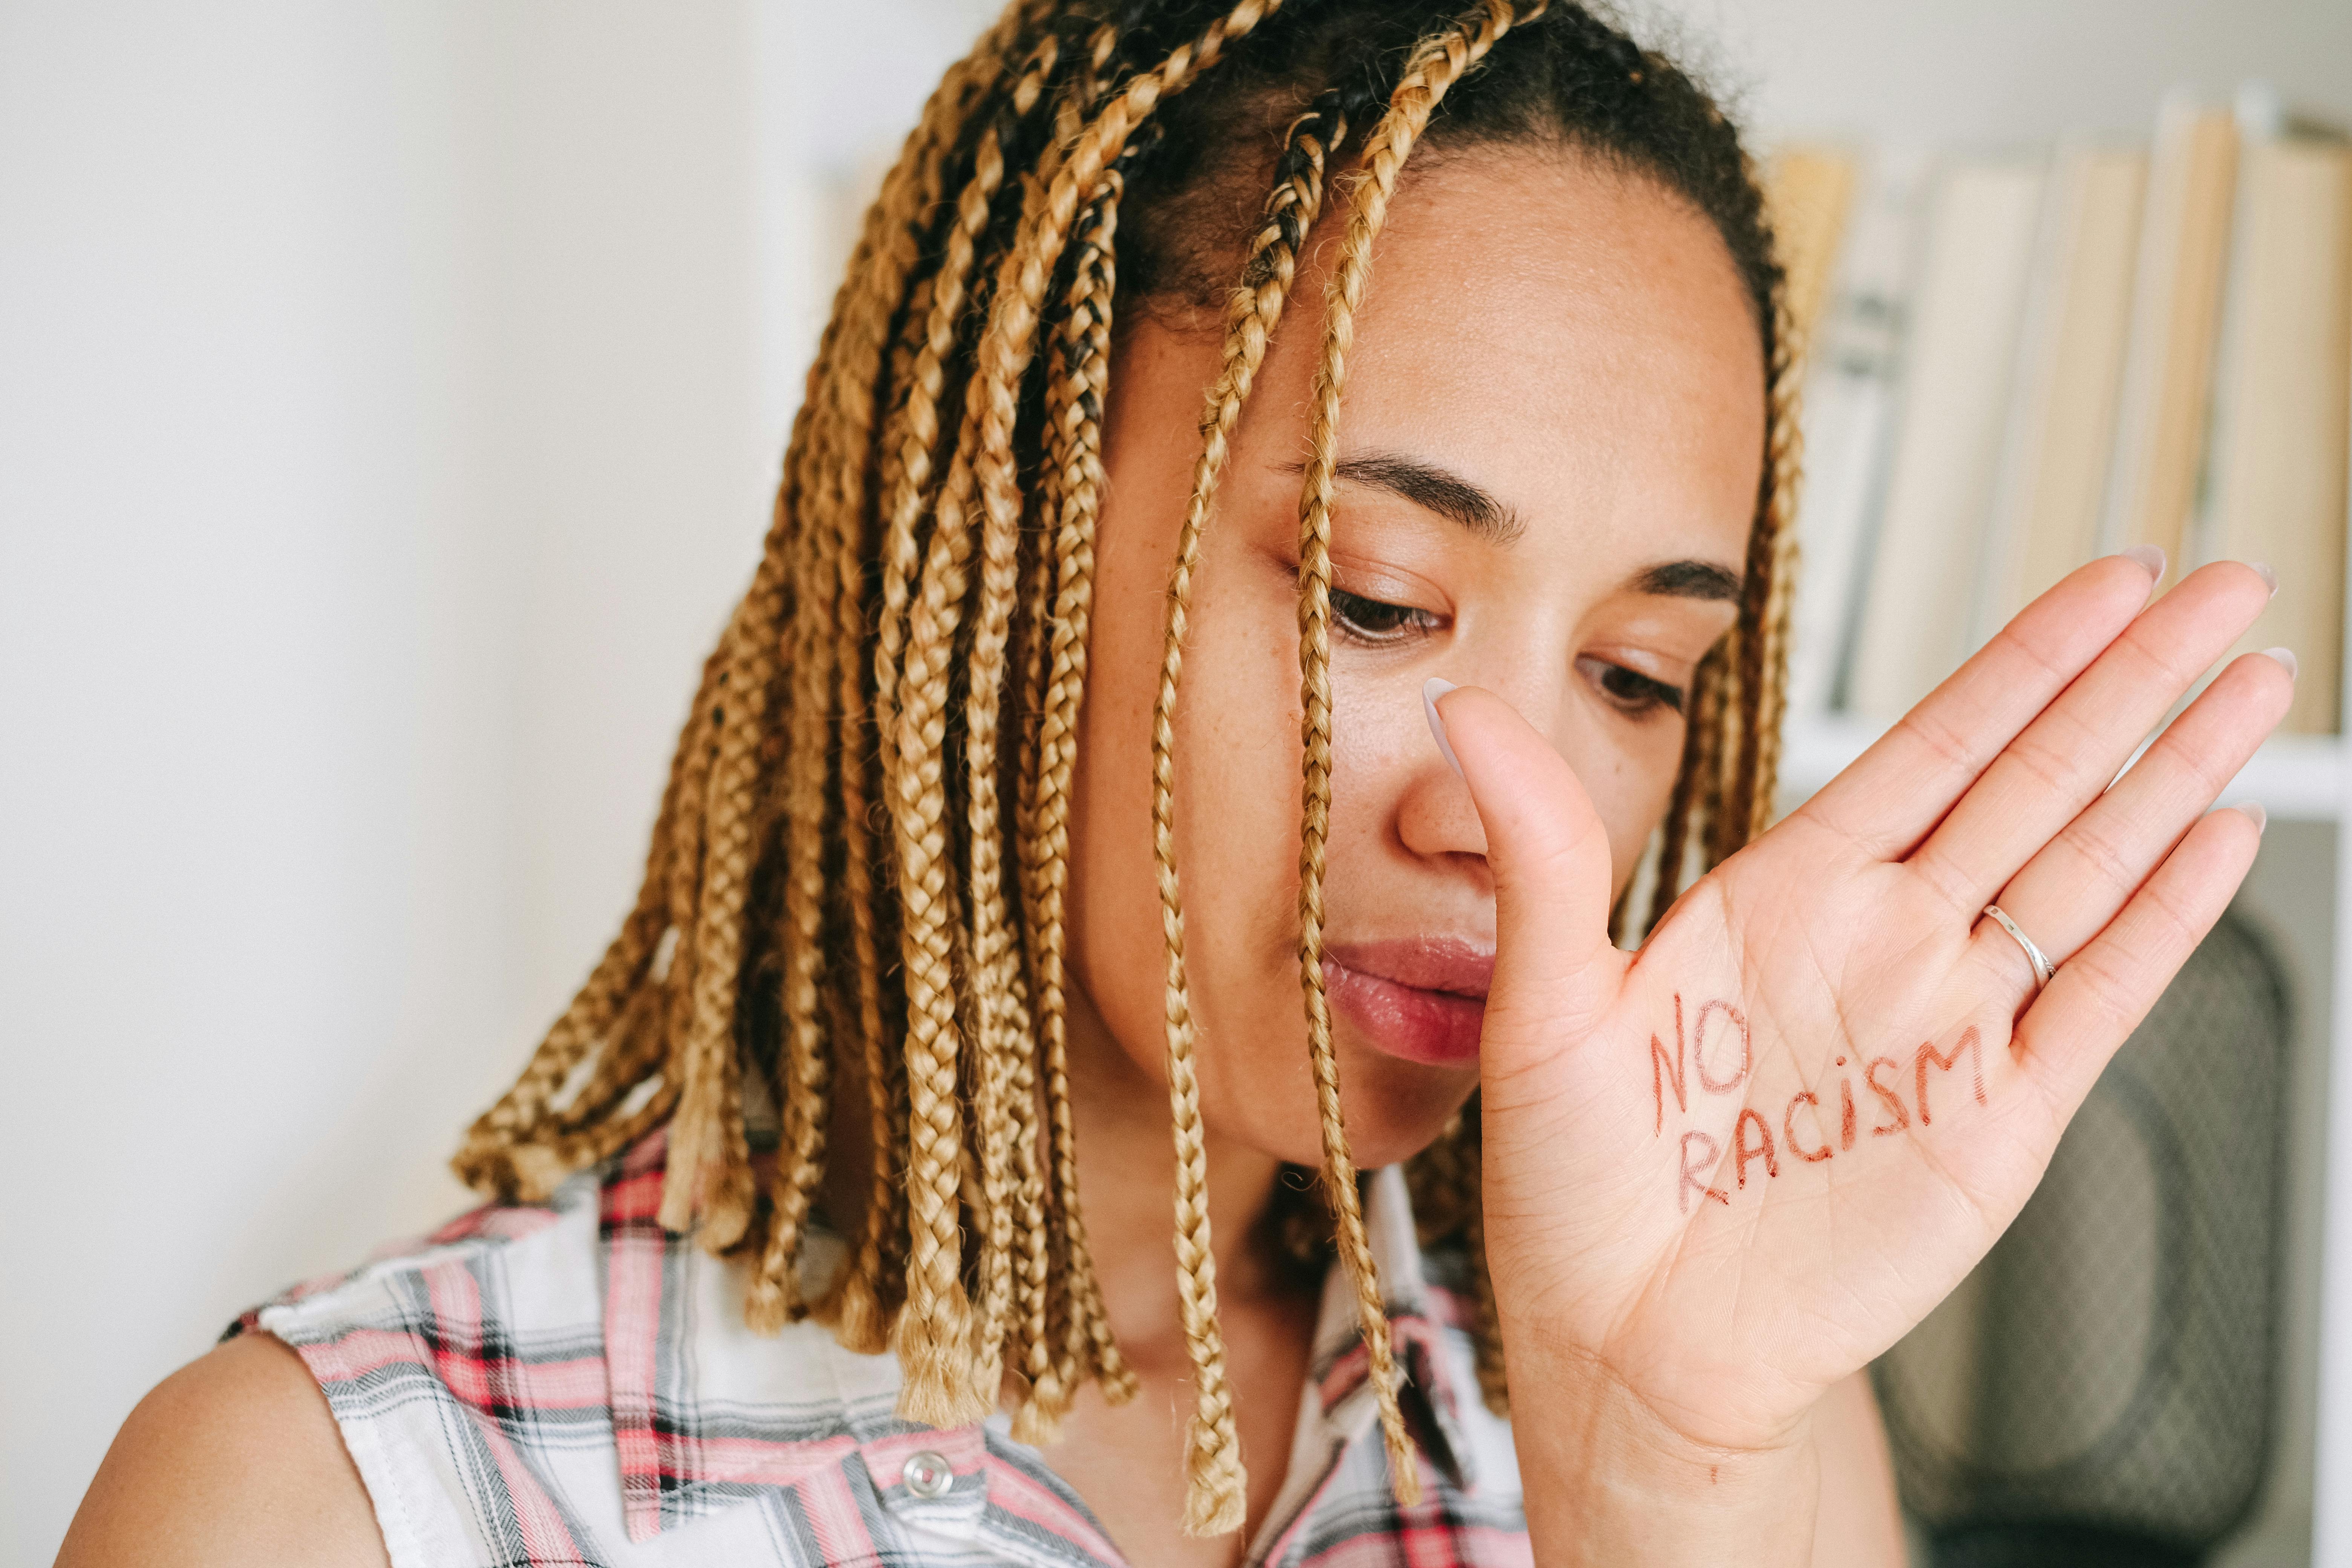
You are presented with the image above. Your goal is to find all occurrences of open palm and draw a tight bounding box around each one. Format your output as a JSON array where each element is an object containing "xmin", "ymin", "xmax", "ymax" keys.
[{"xmin": 1438, "ymin": 556, "xmax": 2288, "ymax": 1455}]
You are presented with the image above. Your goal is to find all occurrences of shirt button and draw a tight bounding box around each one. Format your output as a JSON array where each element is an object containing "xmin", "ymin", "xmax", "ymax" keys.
[{"xmin": 902, "ymin": 1449, "xmax": 954, "ymax": 1499}]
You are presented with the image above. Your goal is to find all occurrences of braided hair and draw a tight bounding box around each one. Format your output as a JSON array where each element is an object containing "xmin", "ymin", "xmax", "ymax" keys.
[{"xmin": 454, "ymin": 0, "xmax": 1800, "ymax": 1533}]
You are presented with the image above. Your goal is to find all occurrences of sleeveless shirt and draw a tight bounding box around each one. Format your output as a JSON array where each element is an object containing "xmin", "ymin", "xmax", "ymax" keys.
[{"xmin": 229, "ymin": 1131, "xmax": 1529, "ymax": 1567}]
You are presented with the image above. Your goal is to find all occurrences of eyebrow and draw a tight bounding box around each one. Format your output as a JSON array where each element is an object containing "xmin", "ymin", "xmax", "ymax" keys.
[
  {"xmin": 1631, "ymin": 559, "xmax": 1745, "ymax": 602},
  {"xmin": 1289, "ymin": 449, "xmax": 1747, "ymax": 602},
  {"xmin": 1309, "ymin": 450, "xmax": 1527, "ymax": 546}
]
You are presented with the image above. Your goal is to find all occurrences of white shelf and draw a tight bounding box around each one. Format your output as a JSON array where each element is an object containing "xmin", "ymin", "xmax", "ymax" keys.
[{"xmin": 1778, "ymin": 714, "xmax": 2346, "ymax": 821}]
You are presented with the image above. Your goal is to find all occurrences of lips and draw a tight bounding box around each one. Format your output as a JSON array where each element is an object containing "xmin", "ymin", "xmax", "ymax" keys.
[{"xmin": 1321, "ymin": 937, "xmax": 1493, "ymax": 1067}]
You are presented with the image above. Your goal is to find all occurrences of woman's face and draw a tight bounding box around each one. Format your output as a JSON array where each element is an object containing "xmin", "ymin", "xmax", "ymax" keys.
[{"xmin": 1067, "ymin": 149, "xmax": 1766, "ymax": 1170}]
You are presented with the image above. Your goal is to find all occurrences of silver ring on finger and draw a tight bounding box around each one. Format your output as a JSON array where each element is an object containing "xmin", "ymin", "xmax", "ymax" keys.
[{"xmin": 1981, "ymin": 904, "xmax": 2056, "ymax": 992}]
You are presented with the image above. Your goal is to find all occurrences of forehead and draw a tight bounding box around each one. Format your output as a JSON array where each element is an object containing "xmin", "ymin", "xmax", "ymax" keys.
[{"xmin": 1306, "ymin": 148, "xmax": 1766, "ymax": 568}]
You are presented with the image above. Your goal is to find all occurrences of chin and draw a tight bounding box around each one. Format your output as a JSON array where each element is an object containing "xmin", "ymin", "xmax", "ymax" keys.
[
  {"xmin": 1165, "ymin": 967, "xmax": 1481, "ymax": 1171},
  {"xmin": 1221, "ymin": 1034, "xmax": 1476, "ymax": 1173},
  {"xmin": 1332, "ymin": 1038, "xmax": 1480, "ymax": 1167}
]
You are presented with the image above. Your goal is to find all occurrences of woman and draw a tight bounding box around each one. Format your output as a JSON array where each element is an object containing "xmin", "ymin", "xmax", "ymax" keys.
[{"xmin": 60, "ymin": 0, "xmax": 2289, "ymax": 1563}]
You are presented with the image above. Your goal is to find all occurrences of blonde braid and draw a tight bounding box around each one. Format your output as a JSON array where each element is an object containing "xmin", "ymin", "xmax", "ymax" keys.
[
  {"xmin": 1705, "ymin": 614, "xmax": 1747, "ymax": 868},
  {"xmin": 836, "ymin": 71, "xmax": 1063, "ymax": 1348},
  {"xmin": 744, "ymin": 358, "xmax": 881, "ymax": 1328},
  {"xmin": 965, "ymin": 0, "xmax": 1292, "ymax": 1332},
  {"xmin": 643, "ymin": 627, "xmax": 724, "ymax": 1140},
  {"xmin": 884, "ymin": 22, "xmax": 1091, "ymax": 1427},
  {"xmin": 1026, "ymin": 173, "xmax": 1135, "ymax": 1419},
  {"xmin": 840, "ymin": 101, "xmax": 1018, "ymax": 1348},
  {"xmin": 1003, "ymin": 199, "xmax": 1083, "ymax": 1423},
  {"xmin": 971, "ymin": 0, "xmax": 1297, "ymax": 1431},
  {"xmin": 500, "ymin": 926, "xmax": 687, "ymax": 1192},
  {"xmin": 620, "ymin": 538, "xmax": 739, "ymax": 1225},
  {"xmin": 1005, "ymin": 183, "xmax": 1093, "ymax": 1449},
  {"xmin": 658, "ymin": 531, "xmax": 791, "ymax": 1246},
  {"xmin": 803, "ymin": 28, "xmax": 1042, "ymax": 1343},
  {"xmin": 748, "ymin": 470, "xmax": 847, "ymax": 1331},
  {"xmin": 652, "ymin": 2, "xmax": 1017, "ymax": 1246},
  {"xmin": 890, "ymin": 395, "xmax": 993, "ymax": 1426},
  {"xmin": 666, "ymin": 106, "xmax": 930, "ymax": 1249},
  {"xmin": 669, "ymin": 3, "xmax": 997, "ymax": 1257},
  {"xmin": 869, "ymin": 0, "xmax": 1064, "ymax": 774},
  {"xmin": 954, "ymin": 35, "xmax": 1071, "ymax": 1419},
  {"xmin": 1150, "ymin": 95, "xmax": 1343, "ymax": 1536},
  {"xmin": 968, "ymin": 0, "xmax": 1287, "ymax": 551},
  {"xmin": 548, "ymin": 969, "xmax": 674, "ymax": 1134},
  {"xmin": 829, "ymin": 504, "xmax": 897, "ymax": 1349},
  {"xmin": 1292, "ymin": 0, "xmax": 1549, "ymax": 1504},
  {"xmin": 450, "ymin": 637, "xmax": 716, "ymax": 1197},
  {"xmin": 1002, "ymin": 1002, "xmax": 1057, "ymax": 1437},
  {"xmin": 1739, "ymin": 283, "xmax": 1804, "ymax": 842},
  {"xmin": 862, "ymin": 82, "xmax": 1031, "ymax": 1406},
  {"xmin": 448, "ymin": 896, "xmax": 660, "ymax": 1191}
]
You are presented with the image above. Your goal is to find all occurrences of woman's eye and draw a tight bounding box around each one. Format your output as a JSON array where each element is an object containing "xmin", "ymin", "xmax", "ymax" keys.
[
  {"xmin": 1579, "ymin": 655, "xmax": 1685, "ymax": 717},
  {"xmin": 1330, "ymin": 588, "xmax": 1438, "ymax": 646}
]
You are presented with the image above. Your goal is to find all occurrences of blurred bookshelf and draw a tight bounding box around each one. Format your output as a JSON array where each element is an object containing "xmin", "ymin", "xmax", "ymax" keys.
[{"xmin": 1755, "ymin": 64, "xmax": 2350, "ymax": 1568}]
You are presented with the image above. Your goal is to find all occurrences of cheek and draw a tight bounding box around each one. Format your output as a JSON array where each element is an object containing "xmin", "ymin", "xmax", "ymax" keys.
[
  {"xmin": 1064, "ymin": 497, "xmax": 1341, "ymax": 1156},
  {"xmin": 1063, "ymin": 475, "xmax": 1305, "ymax": 1087},
  {"xmin": 1566, "ymin": 708, "xmax": 1694, "ymax": 899},
  {"xmin": 1159, "ymin": 547, "xmax": 1307, "ymax": 980},
  {"xmin": 1063, "ymin": 499, "xmax": 1179, "ymax": 1090},
  {"xmin": 1064, "ymin": 324, "xmax": 1348, "ymax": 1162}
]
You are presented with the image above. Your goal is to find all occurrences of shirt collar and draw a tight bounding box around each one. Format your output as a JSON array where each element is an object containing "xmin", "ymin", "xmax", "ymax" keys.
[
  {"xmin": 1298, "ymin": 1164, "xmax": 1478, "ymax": 1488},
  {"xmin": 596, "ymin": 1133, "xmax": 1476, "ymax": 1550}
]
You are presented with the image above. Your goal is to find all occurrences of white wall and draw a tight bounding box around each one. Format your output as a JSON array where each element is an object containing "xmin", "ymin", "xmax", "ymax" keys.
[
  {"xmin": 1, "ymin": 9, "xmax": 527, "ymax": 1563},
  {"xmin": 1647, "ymin": 0, "xmax": 2352, "ymax": 145},
  {"xmin": 0, "ymin": 2, "xmax": 982, "ymax": 1560},
  {"xmin": 2, "ymin": 2, "xmax": 2343, "ymax": 1564}
]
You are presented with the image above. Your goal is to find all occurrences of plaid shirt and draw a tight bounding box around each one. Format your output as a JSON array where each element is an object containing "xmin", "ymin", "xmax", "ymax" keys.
[{"xmin": 232, "ymin": 1132, "xmax": 1529, "ymax": 1567}]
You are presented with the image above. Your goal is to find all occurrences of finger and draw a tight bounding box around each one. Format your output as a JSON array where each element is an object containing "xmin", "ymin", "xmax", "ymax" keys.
[
  {"xmin": 1426, "ymin": 681, "xmax": 1624, "ymax": 1062},
  {"xmin": 1801, "ymin": 552, "xmax": 2159, "ymax": 859},
  {"xmin": 1980, "ymin": 646, "xmax": 2293, "ymax": 985},
  {"xmin": 1909, "ymin": 561, "xmax": 2274, "ymax": 917},
  {"xmin": 2011, "ymin": 801, "xmax": 2264, "ymax": 1119}
]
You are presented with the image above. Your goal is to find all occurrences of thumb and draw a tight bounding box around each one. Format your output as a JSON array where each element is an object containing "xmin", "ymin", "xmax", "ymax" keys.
[{"xmin": 1426, "ymin": 680, "xmax": 1625, "ymax": 1057}]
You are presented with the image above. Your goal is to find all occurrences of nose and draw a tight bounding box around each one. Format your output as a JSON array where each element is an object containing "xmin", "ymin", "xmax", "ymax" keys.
[
  {"xmin": 1397, "ymin": 742, "xmax": 1491, "ymax": 868},
  {"xmin": 1395, "ymin": 665, "xmax": 1576, "ymax": 872}
]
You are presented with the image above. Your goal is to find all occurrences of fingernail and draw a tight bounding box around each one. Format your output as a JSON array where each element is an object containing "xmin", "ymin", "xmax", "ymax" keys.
[
  {"xmin": 2232, "ymin": 800, "xmax": 2268, "ymax": 835},
  {"xmin": 2262, "ymin": 646, "xmax": 2298, "ymax": 681},
  {"xmin": 2121, "ymin": 544, "xmax": 2165, "ymax": 580},
  {"xmin": 2251, "ymin": 561, "xmax": 2278, "ymax": 597},
  {"xmin": 1423, "ymin": 677, "xmax": 1464, "ymax": 779}
]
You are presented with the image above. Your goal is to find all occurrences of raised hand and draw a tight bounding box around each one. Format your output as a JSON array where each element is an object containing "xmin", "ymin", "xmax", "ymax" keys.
[{"xmin": 1433, "ymin": 556, "xmax": 2287, "ymax": 1543}]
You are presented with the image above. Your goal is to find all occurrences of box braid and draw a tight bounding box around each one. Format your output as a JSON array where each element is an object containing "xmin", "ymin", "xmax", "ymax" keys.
[
  {"xmin": 1018, "ymin": 165, "xmax": 1138, "ymax": 1441},
  {"xmin": 1291, "ymin": 0, "xmax": 1565, "ymax": 1507},
  {"xmin": 1150, "ymin": 85, "xmax": 1351, "ymax": 1530},
  {"xmin": 832, "ymin": 43, "xmax": 1056, "ymax": 1363},
  {"xmin": 454, "ymin": 0, "xmax": 1799, "ymax": 1532}
]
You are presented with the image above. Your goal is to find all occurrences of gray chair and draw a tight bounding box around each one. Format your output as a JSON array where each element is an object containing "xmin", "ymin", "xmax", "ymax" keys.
[{"xmin": 1873, "ymin": 908, "xmax": 2290, "ymax": 1568}]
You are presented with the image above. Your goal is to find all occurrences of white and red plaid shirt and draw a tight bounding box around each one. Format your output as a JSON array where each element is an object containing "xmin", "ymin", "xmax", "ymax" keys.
[{"xmin": 232, "ymin": 1132, "xmax": 1530, "ymax": 1567}]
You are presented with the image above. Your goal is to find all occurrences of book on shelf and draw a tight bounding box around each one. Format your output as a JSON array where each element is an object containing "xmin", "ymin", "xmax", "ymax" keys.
[
  {"xmin": 1846, "ymin": 154, "xmax": 2046, "ymax": 723},
  {"xmin": 1776, "ymin": 149, "xmax": 1921, "ymax": 721},
  {"xmin": 2102, "ymin": 96, "xmax": 2240, "ymax": 586},
  {"xmin": 2196, "ymin": 103, "xmax": 2352, "ymax": 735},
  {"xmin": 1780, "ymin": 83, "xmax": 2352, "ymax": 741},
  {"xmin": 1976, "ymin": 142, "xmax": 2148, "ymax": 638},
  {"xmin": 1764, "ymin": 145, "xmax": 1861, "ymax": 347}
]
